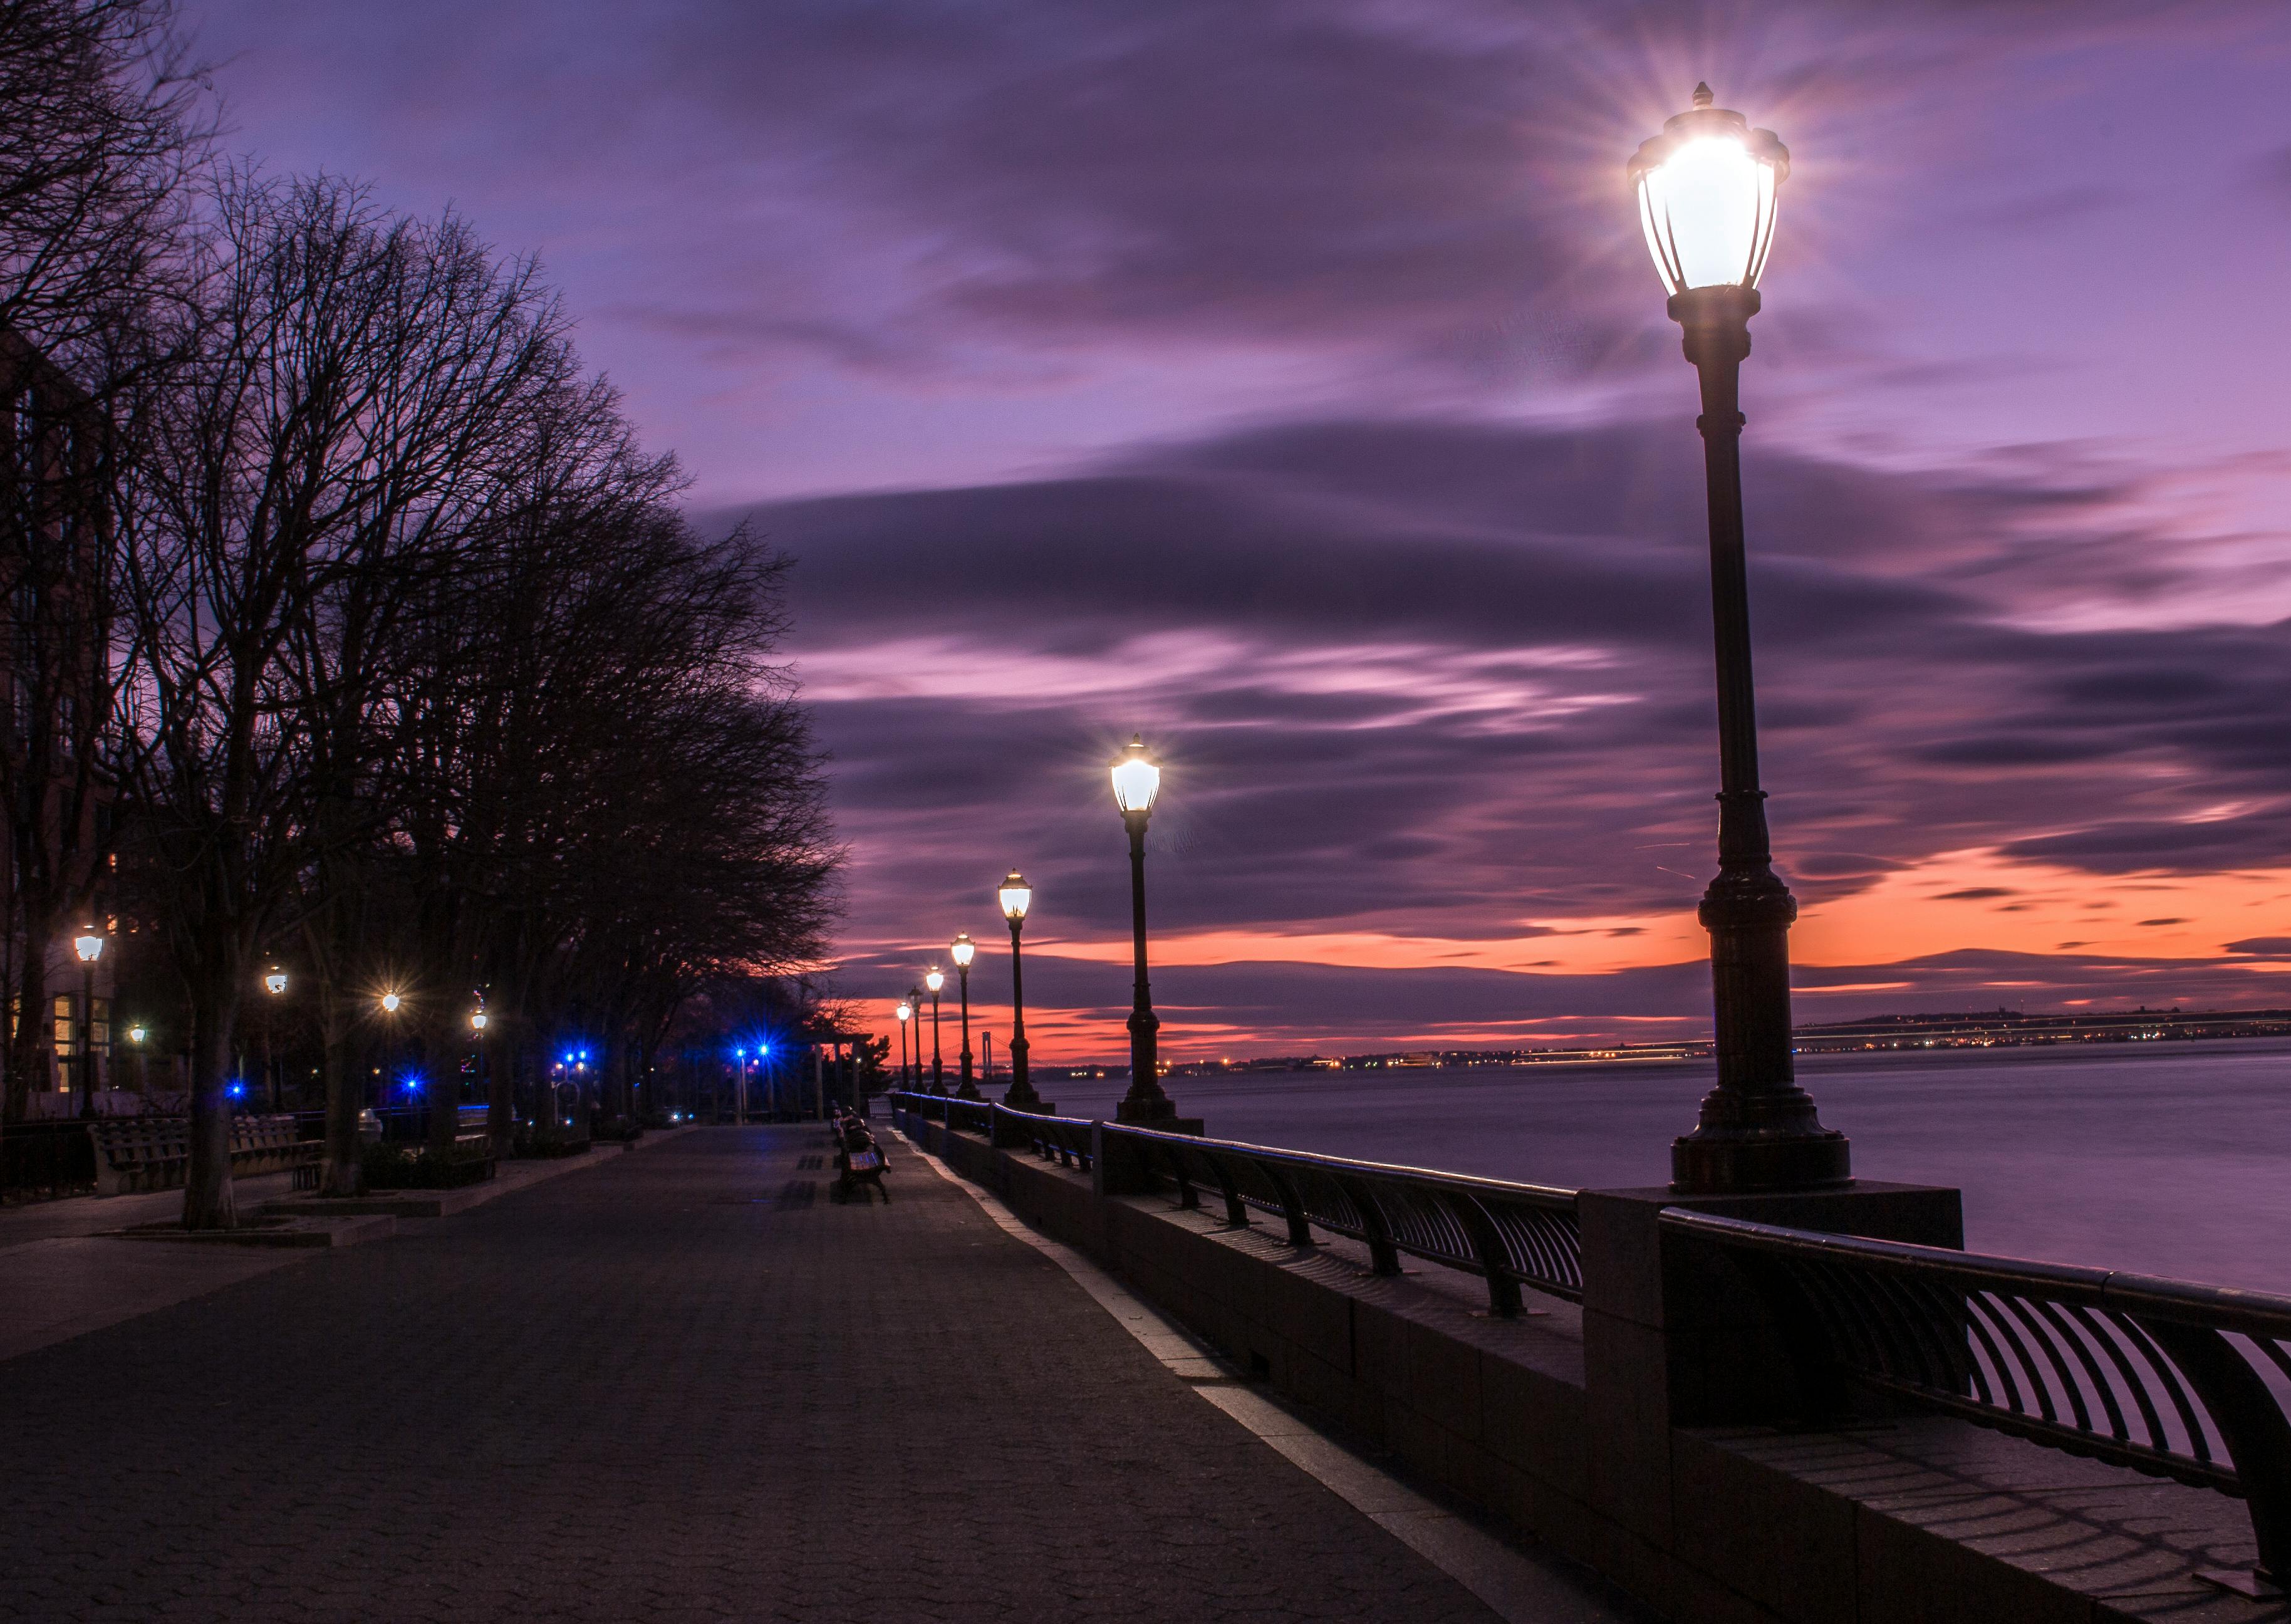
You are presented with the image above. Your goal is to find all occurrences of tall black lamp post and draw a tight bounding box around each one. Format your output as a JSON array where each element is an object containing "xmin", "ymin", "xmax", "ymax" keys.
[
  {"xmin": 262, "ymin": 966, "xmax": 288, "ymax": 1112},
  {"xmin": 895, "ymin": 999, "xmax": 913, "ymax": 1091},
  {"xmin": 1110, "ymin": 736, "xmax": 1177, "ymax": 1124},
  {"xmin": 950, "ymin": 933, "xmax": 979, "ymax": 1099},
  {"xmin": 923, "ymin": 967, "xmax": 944, "ymax": 1093},
  {"xmin": 1633, "ymin": 84, "xmax": 1848, "ymax": 1194},
  {"xmin": 72, "ymin": 927, "xmax": 105, "ymax": 1119},
  {"xmin": 997, "ymin": 870, "xmax": 1050, "ymax": 1113}
]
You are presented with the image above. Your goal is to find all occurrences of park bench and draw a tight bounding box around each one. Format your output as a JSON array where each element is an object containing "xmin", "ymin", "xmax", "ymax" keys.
[{"xmin": 89, "ymin": 1115, "xmax": 323, "ymax": 1197}]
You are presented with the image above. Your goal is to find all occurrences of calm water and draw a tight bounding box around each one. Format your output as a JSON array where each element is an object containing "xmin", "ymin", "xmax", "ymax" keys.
[{"xmin": 1024, "ymin": 1038, "xmax": 2291, "ymax": 1295}]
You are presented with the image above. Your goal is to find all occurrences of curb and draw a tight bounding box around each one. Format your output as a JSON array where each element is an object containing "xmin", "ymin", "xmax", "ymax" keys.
[{"xmin": 103, "ymin": 1213, "xmax": 397, "ymax": 1249}]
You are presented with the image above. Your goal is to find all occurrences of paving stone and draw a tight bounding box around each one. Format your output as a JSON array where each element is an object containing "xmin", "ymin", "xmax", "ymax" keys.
[{"xmin": 0, "ymin": 1126, "xmax": 1509, "ymax": 1622}]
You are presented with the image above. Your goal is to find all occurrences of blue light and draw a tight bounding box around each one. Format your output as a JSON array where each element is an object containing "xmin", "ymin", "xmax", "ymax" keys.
[
  {"xmin": 757, "ymin": 1041, "xmax": 770, "ymax": 1056},
  {"xmin": 226, "ymin": 1083, "xmax": 245, "ymax": 1098},
  {"xmin": 735, "ymin": 1047, "xmax": 747, "ymax": 1059}
]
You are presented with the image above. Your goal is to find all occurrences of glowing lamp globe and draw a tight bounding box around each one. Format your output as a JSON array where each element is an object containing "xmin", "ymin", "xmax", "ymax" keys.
[
  {"xmin": 470, "ymin": 1010, "xmax": 488, "ymax": 1032},
  {"xmin": 128, "ymin": 1024, "xmax": 147, "ymax": 1044},
  {"xmin": 950, "ymin": 932, "xmax": 975, "ymax": 969},
  {"xmin": 1629, "ymin": 84, "xmax": 1787, "ymax": 298},
  {"xmin": 380, "ymin": 991, "xmax": 402, "ymax": 1014},
  {"xmin": 73, "ymin": 930, "xmax": 104, "ymax": 964},
  {"xmin": 895, "ymin": 1002, "xmax": 912, "ymax": 1023},
  {"xmin": 925, "ymin": 967, "xmax": 944, "ymax": 994},
  {"xmin": 1111, "ymin": 735, "xmax": 1160, "ymax": 815},
  {"xmin": 998, "ymin": 870, "xmax": 1032, "ymax": 922},
  {"xmin": 265, "ymin": 968, "xmax": 288, "ymax": 996}
]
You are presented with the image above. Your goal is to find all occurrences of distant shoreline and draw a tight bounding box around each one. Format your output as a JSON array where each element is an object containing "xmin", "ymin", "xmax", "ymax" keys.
[{"xmin": 1031, "ymin": 1006, "xmax": 2291, "ymax": 1081}]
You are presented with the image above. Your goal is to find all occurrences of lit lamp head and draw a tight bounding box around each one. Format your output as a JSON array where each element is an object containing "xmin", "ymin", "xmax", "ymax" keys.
[
  {"xmin": 470, "ymin": 1009, "xmax": 488, "ymax": 1032},
  {"xmin": 379, "ymin": 991, "xmax": 402, "ymax": 1014},
  {"xmin": 998, "ymin": 869, "xmax": 1032, "ymax": 925},
  {"xmin": 1111, "ymin": 734, "xmax": 1160, "ymax": 822},
  {"xmin": 73, "ymin": 929, "xmax": 104, "ymax": 965},
  {"xmin": 128, "ymin": 1024, "xmax": 147, "ymax": 1044},
  {"xmin": 950, "ymin": 932, "xmax": 975, "ymax": 970},
  {"xmin": 925, "ymin": 966, "xmax": 944, "ymax": 995},
  {"xmin": 264, "ymin": 967, "xmax": 288, "ymax": 996},
  {"xmin": 895, "ymin": 1002, "xmax": 912, "ymax": 1024},
  {"xmin": 1629, "ymin": 83, "xmax": 1787, "ymax": 313}
]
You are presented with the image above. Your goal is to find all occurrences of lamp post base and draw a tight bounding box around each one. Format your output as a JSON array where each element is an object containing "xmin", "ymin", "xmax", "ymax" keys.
[
  {"xmin": 1672, "ymin": 1125, "xmax": 1851, "ymax": 1195},
  {"xmin": 1001, "ymin": 1080, "xmax": 1051, "ymax": 1115},
  {"xmin": 1115, "ymin": 1094, "xmax": 1177, "ymax": 1124}
]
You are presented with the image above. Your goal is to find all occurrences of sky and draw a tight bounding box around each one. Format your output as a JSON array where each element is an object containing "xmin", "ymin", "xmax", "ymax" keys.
[{"xmin": 187, "ymin": 0, "xmax": 2291, "ymax": 1063}]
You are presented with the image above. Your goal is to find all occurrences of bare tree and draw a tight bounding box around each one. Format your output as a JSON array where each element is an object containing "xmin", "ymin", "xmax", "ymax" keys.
[
  {"xmin": 116, "ymin": 173, "xmax": 576, "ymax": 1226},
  {"xmin": 0, "ymin": 0, "xmax": 205, "ymax": 1119}
]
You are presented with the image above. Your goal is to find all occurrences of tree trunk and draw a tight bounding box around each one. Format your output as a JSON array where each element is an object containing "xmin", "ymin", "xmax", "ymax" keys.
[
  {"xmin": 427, "ymin": 1020, "xmax": 459, "ymax": 1159},
  {"xmin": 181, "ymin": 972, "xmax": 240, "ymax": 1231},
  {"xmin": 486, "ymin": 1031, "xmax": 512, "ymax": 1161},
  {"xmin": 318, "ymin": 994, "xmax": 363, "ymax": 1197}
]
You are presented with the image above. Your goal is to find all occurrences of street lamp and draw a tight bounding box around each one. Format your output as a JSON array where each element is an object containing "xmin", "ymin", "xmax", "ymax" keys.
[
  {"xmin": 377, "ymin": 990, "xmax": 404, "ymax": 1116},
  {"xmin": 907, "ymin": 984, "xmax": 923, "ymax": 1088},
  {"xmin": 923, "ymin": 966, "xmax": 945, "ymax": 1093},
  {"xmin": 260, "ymin": 964, "xmax": 288, "ymax": 1112},
  {"xmin": 894, "ymin": 1001, "xmax": 913, "ymax": 1091},
  {"xmin": 950, "ymin": 933, "xmax": 979, "ymax": 1100},
  {"xmin": 1109, "ymin": 735, "xmax": 1175, "ymax": 1124},
  {"xmin": 997, "ymin": 869, "xmax": 1048, "ymax": 1112},
  {"xmin": 71, "ymin": 927, "xmax": 103, "ymax": 1120},
  {"xmin": 1632, "ymin": 84, "xmax": 1847, "ymax": 1194}
]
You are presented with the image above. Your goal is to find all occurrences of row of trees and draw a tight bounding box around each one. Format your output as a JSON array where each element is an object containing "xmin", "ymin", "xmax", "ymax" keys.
[{"xmin": 1, "ymin": 1, "xmax": 841, "ymax": 1224}]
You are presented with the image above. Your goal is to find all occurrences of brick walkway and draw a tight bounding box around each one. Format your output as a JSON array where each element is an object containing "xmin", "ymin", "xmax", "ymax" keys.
[{"xmin": 0, "ymin": 1126, "xmax": 1513, "ymax": 1623}]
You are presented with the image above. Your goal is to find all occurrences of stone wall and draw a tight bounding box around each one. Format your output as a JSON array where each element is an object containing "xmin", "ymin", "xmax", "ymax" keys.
[{"xmin": 896, "ymin": 1109, "xmax": 2285, "ymax": 1624}]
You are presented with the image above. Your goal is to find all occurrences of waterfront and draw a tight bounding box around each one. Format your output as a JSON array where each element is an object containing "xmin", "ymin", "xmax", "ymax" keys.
[{"xmin": 1036, "ymin": 1036, "xmax": 2291, "ymax": 1294}]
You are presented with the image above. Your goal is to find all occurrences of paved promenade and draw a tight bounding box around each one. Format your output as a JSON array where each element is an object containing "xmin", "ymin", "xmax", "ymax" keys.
[{"xmin": 0, "ymin": 1125, "xmax": 1624, "ymax": 1622}]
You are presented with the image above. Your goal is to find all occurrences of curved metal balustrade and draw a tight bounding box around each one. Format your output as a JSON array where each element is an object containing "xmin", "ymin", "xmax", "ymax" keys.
[
  {"xmin": 1106, "ymin": 1120, "xmax": 1581, "ymax": 1314},
  {"xmin": 1663, "ymin": 1209, "xmax": 2291, "ymax": 1589},
  {"xmin": 886, "ymin": 1093, "xmax": 1579, "ymax": 1315}
]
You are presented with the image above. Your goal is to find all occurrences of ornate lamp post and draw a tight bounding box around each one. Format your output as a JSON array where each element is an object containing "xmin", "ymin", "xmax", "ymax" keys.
[
  {"xmin": 1110, "ymin": 736, "xmax": 1177, "ymax": 1124},
  {"xmin": 997, "ymin": 869, "xmax": 1049, "ymax": 1112},
  {"xmin": 894, "ymin": 1001, "xmax": 913, "ymax": 1091},
  {"xmin": 261, "ymin": 966, "xmax": 288, "ymax": 1111},
  {"xmin": 377, "ymin": 989, "xmax": 404, "ymax": 1117},
  {"xmin": 906, "ymin": 984, "xmax": 923, "ymax": 1087},
  {"xmin": 1632, "ymin": 85, "xmax": 1847, "ymax": 1194},
  {"xmin": 71, "ymin": 927, "xmax": 104, "ymax": 1119},
  {"xmin": 949, "ymin": 934, "xmax": 979, "ymax": 1099},
  {"xmin": 923, "ymin": 966, "xmax": 945, "ymax": 1093}
]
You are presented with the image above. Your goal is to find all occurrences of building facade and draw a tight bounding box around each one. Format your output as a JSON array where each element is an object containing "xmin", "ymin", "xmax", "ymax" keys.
[{"xmin": 1, "ymin": 325, "xmax": 115, "ymax": 1122}]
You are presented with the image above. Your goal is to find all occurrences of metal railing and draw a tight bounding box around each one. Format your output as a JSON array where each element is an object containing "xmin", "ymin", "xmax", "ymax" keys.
[
  {"xmin": 1103, "ymin": 1120, "xmax": 1581, "ymax": 1314},
  {"xmin": 1665, "ymin": 1209, "xmax": 2291, "ymax": 1587},
  {"xmin": 888, "ymin": 1092, "xmax": 1580, "ymax": 1314}
]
